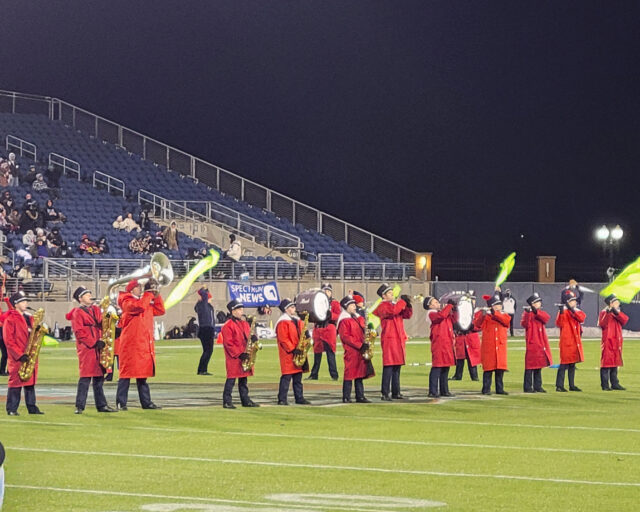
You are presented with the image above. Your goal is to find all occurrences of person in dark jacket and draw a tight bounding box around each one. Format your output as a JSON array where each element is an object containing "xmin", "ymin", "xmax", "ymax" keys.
[{"xmin": 194, "ymin": 287, "xmax": 216, "ymax": 375}]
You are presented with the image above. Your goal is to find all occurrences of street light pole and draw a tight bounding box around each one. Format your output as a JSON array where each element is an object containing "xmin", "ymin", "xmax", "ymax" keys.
[{"xmin": 595, "ymin": 224, "xmax": 624, "ymax": 282}]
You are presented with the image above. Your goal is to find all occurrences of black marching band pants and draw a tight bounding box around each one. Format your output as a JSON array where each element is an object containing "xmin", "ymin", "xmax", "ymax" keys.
[
  {"xmin": 482, "ymin": 369, "xmax": 505, "ymax": 394},
  {"xmin": 116, "ymin": 378, "xmax": 152, "ymax": 408},
  {"xmin": 6, "ymin": 385, "xmax": 37, "ymax": 413},
  {"xmin": 600, "ymin": 367, "xmax": 621, "ymax": 389},
  {"xmin": 343, "ymin": 378, "xmax": 365, "ymax": 400},
  {"xmin": 309, "ymin": 342, "xmax": 338, "ymax": 380},
  {"xmin": 278, "ymin": 373, "xmax": 304, "ymax": 403},
  {"xmin": 223, "ymin": 377, "xmax": 249, "ymax": 405},
  {"xmin": 555, "ymin": 363, "xmax": 577, "ymax": 389},
  {"xmin": 523, "ymin": 369, "xmax": 543, "ymax": 392},
  {"xmin": 381, "ymin": 365, "xmax": 402, "ymax": 397},
  {"xmin": 429, "ymin": 366, "xmax": 450, "ymax": 396},
  {"xmin": 76, "ymin": 376, "xmax": 108, "ymax": 410}
]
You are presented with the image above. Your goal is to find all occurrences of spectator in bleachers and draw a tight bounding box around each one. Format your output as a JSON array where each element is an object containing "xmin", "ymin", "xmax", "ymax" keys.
[
  {"xmin": 15, "ymin": 247, "xmax": 33, "ymax": 265},
  {"xmin": 23, "ymin": 165, "xmax": 38, "ymax": 187},
  {"xmin": 0, "ymin": 207, "xmax": 7, "ymax": 233},
  {"xmin": 47, "ymin": 228, "xmax": 63, "ymax": 247},
  {"xmin": 22, "ymin": 193, "xmax": 38, "ymax": 213},
  {"xmin": 97, "ymin": 236, "xmax": 110, "ymax": 254},
  {"xmin": 29, "ymin": 239, "xmax": 49, "ymax": 260},
  {"xmin": 78, "ymin": 234, "xmax": 100, "ymax": 255},
  {"xmin": 225, "ymin": 234, "xmax": 241, "ymax": 261},
  {"xmin": 21, "ymin": 204, "xmax": 43, "ymax": 233},
  {"xmin": 112, "ymin": 215, "xmax": 124, "ymax": 229},
  {"xmin": 114, "ymin": 213, "xmax": 141, "ymax": 233},
  {"xmin": 151, "ymin": 231, "xmax": 166, "ymax": 252},
  {"xmin": 163, "ymin": 221, "xmax": 179, "ymax": 250},
  {"xmin": 138, "ymin": 210, "xmax": 151, "ymax": 231},
  {"xmin": 7, "ymin": 153, "xmax": 19, "ymax": 187},
  {"xmin": 57, "ymin": 241, "xmax": 73, "ymax": 258},
  {"xmin": 32, "ymin": 173, "xmax": 48, "ymax": 192},
  {"xmin": 45, "ymin": 164, "xmax": 62, "ymax": 189},
  {"xmin": 129, "ymin": 232, "xmax": 150, "ymax": 254},
  {"xmin": 43, "ymin": 199, "xmax": 65, "ymax": 224},
  {"xmin": 7, "ymin": 209, "xmax": 20, "ymax": 233},
  {"xmin": 16, "ymin": 264, "xmax": 33, "ymax": 280},
  {"xmin": 0, "ymin": 161, "xmax": 9, "ymax": 188},
  {"xmin": 22, "ymin": 230, "xmax": 36, "ymax": 248}
]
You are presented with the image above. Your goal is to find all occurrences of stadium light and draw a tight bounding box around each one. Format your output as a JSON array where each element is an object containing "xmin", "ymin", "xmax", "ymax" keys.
[
  {"xmin": 595, "ymin": 225, "xmax": 609, "ymax": 241},
  {"xmin": 595, "ymin": 224, "xmax": 624, "ymax": 282},
  {"xmin": 611, "ymin": 225, "xmax": 624, "ymax": 241}
]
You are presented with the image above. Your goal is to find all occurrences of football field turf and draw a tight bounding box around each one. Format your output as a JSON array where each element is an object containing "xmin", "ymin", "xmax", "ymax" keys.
[{"xmin": 2, "ymin": 337, "xmax": 640, "ymax": 511}]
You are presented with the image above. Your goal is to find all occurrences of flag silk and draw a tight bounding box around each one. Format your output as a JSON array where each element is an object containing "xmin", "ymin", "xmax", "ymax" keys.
[
  {"xmin": 165, "ymin": 249, "xmax": 221, "ymax": 310},
  {"xmin": 367, "ymin": 284, "xmax": 402, "ymax": 330},
  {"xmin": 42, "ymin": 335, "xmax": 60, "ymax": 347},
  {"xmin": 495, "ymin": 252, "xmax": 516, "ymax": 286},
  {"xmin": 600, "ymin": 257, "xmax": 640, "ymax": 303}
]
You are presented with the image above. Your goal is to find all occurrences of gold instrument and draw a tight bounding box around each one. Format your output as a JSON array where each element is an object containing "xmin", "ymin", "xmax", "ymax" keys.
[
  {"xmin": 362, "ymin": 322, "xmax": 377, "ymax": 361},
  {"xmin": 241, "ymin": 316, "xmax": 262, "ymax": 372},
  {"xmin": 105, "ymin": 252, "xmax": 174, "ymax": 301},
  {"xmin": 98, "ymin": 295, "xmax": 119, "ymax": 370},
  {"xmin": 293, "ymin": 312, "xmax": 312, "ymax": 368},
  {"xmin": 19, "ymin": 308, "xmax": 49, "ymax": 382}
]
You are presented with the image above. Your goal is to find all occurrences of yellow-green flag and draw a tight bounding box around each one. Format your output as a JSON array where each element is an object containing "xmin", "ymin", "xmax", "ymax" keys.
[
  {"xmin": 600, "ymin": 257, "xmax": 640, "ymax": 303},
  {"xmin": 495, "ymin": 252, "xmax": 516, "ymax": 287},
  {"xmin": 165, "ymin": 249, "xmax": 221, "ymax": 310}
]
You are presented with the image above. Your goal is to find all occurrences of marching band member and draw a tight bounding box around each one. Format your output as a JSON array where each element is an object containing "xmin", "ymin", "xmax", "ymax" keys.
[
  {"xmin": 450, "ymin": 291, "xmax": 480, "ymax": 381},
  {"xmin": 372, "ymin": 283, "xmax": 413, "ymax": 401},
  {"xmin": 337, "ymin": 295, "xmax": 374, "ymax": 403},
  {"xmin": 424, "ymin": 296, "xmax": 456, "ymax": 398},
  {"xmin": 555, "ymin": 291, "xmax": 586, "ymax": 392},
  {"xmin": 520, "ymin": 293, "xmax": 552, "ymax": 393},
  {"xmin": 276, "ymin": 298, "xmax": 311, "ymax": 405},
  {"xmin": 221, "ymin": 299, "xmax": 259, "ymax": 408},
  {"xmin": 307, "ymin": 283, "xmax": 340, "ymax": 381},
  {"xmin": 115, "ymin": 278, "xmax": 165, "ymax": 410},
  {"xmin": 474, "ymin": 294, "xmax": 510, "ymax": 395},
  {"xmin": 4, "ymin": 292, "xmax": 44, "ymax": 415},
  {"xmin": 67, "ymin": 286, "xmax": 117, "ymax": 414},
  {"xmin": 598, "ymin": 294, "xmax": 628, "ymax": 391}
]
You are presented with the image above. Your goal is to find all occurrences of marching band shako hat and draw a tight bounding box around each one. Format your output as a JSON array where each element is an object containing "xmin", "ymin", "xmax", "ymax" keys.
[
  {"xmin": 526, "ymin": 293, "xmax": 542, "ymax": 307},
  {"xmin": 73, "ymin": 286, "xmax": 91, "ymax": 302},
  {"xmin": 604, "ymin": 293, "xmax": 618, "ymax": 306},
  {"xmin": 377, "ymin": 283, "xmax": 393, "ymax": 298},
  {"xmin": 562, "ymin": 290, "xmax": 577, "ymax": 304},
  {"xmin": 279, "ymin": 298, "xmax": 295, "ymax": 313},
  {"xmin": 321, "ymin": 283, "xmax": 333, "ymax": 291},
  {"xmin": 422, "ymin": 296, "xmax": 436, "ymax": 309},
  {"xmin": 125, "ymin": 279, "xmax": 140, "ymax": 293},
  {"xmin": 227, "ymin": 299, "xmax": 244, "ymax": 312},
  {"xmin": 352, "ymin": 290, "xmax": 365, "ymax": 305},
  {"xmin": 340, "ymin": 295, "xmax": 356, "ymax": 310},
  {"xmin": 486, "ymin": 294, "xmax": 502, "ymax": 307},
  {"xmin": 9, "ymin": 291, "xmax": 27, "ymax": 306}
]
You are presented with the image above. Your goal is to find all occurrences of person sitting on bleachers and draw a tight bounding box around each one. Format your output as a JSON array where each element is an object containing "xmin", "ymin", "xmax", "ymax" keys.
[
  {"xmin": 22, "ymin": 193, "xmax": 38, "ymax": 213},
  {"xmin": 129, "ymin": 232, "xmax": 150, "ymax": 254},
  {"xmin": 23, "ymin": 165, "xmax": 38, "ymax": 187},
  {"xmin": 32, "ymin": 173, "xmax": 48, "ymax": 192},
  {"xmin": 0, "ymin": 161, "xmax": 10, "ymax": 188},
  {"xmin": 43, "ymin": 199, "xmax": 65, "ymax": 225},
  {"xmin": 113, "ymin": 213, "xmax": 141, "ymax": 233},
  {"xmin": 112, "ymin": 215, "xmax": 124, "ymax": 229},
  {"xmin": 47, "ymin": 228, "xmax": 63, "ymax": 247},
  {"xmin": 29, "ymin": 239, "xmax": 49, "ymax": 260},
  {"xmin": 138, "ymin": 210, "xmax": 151, "ymax": 231},
  {"xmin": 225, "ymin": 234, "xmax": 241, "ymax": 261},
  {"xmin": 1, "ymin": 191, "xmax": 13, "ymax": 211},
  {"xmin": 97, "ymin": 236, "xmax": 110, "ymax": 254},
  {"xmin": 6, "ymin": 209, "xmax": 20, "ymax": 233},
  {"xmin": 57, "ymin": 241, "xmax": 73, "ymax": 258},
  {"xmin": 22, "ymin": 230, "xmax": 36, "ymax": 248},
  {"xmin": 150, "ymin": 231, "xmax": 166, "ymax": 252},
  {"xmin": 163, "ymin": 221, "xmax": 179, "ymax": 250},
  {"xmin": 21, "ymin": 204, "xmax": 43, "ymax": 233},
  {"xmin": 78, "ymin": 234, "xmax": 100, "ymax": 255},
  {"xmin": 0, "ymin": 207, "xmax": 8, "ymax": 233}
]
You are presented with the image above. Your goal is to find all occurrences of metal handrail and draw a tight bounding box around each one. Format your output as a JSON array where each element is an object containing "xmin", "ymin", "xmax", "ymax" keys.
[
  {"xmin": 94, "ymin": 170, "xmax": 125, "ymax": 197},
  {"xmin": 0, "ymin": 89, "xmax": 416, "ymax": 262},
  {"xmin": 49, "ymin": 153, "xmax": 81, "ymax": 181},
  {"xmin": 5, "ymin": 134, "xmax": 36, "ymax": 161}
]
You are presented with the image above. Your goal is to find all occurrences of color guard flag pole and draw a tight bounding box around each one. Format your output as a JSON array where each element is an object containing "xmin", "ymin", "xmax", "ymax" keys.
[{"xmin": 165, "ymin": 249, "xmax": 221, "ymax": 310}]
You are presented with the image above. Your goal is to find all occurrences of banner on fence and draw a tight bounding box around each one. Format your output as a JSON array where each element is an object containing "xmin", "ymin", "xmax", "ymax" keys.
[{"xmin": 227, "ymin": 281, "xmax": 280, "ymax": 307}]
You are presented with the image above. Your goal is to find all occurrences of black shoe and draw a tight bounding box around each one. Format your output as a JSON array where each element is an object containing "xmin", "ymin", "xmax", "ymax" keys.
[
  {"xmin": 331, "ymin": 376, "xmax": 339, "ymax": 381},
  {"xmin": 602, "ymin": 386, "xmax": 612, "ymax": 391},
  {"xmin": 556, "ymin": 386, "xmax": 568, "ymax": 392},
  {"xmin": 356, "ymin": 397, "xmax": 371, "ymax": 403},
  {"xmin": 471, "ymin": 377, "xmax": 480, "ymax": 381},
  {"xmin": 427, "ymin": 392, "xmax": 439, "ymax": 398},
  {"xmin": 28, "ymin": 408, "xmax": 44, "ymax": 415},
  {"xmin": 97, "ymin": 405, "xmax": 117, "ymax": 413},
  {"xmin": 481, "ymin": 390, "xmax": 491, "ymax": 395},
  {"xmin": 117, "ymin": 403, "xmax": 128, "ymax": 411},
  {"xmin": 295, "ymin": 399, "xmax": 311, "ymax": 405},
  {"xmin": 342, "ymin": 397, "xmax": 352, "ymax": 403},
  {"xmin": 74, "ymin": 408, "xmax": 83, "ymax": 414},
  {"xmin": 569, "ymin": 386, "xmax": 582, "ymax": 392},
  {"xmin": 142, "ymin": 403, "xmax": 162, "ymax": 409},
  {"xmin": 381, "ymin": 394, "xmax": 392, "ymax": 401},
  {"xmin": 535, "ymin": 388, "xmax": 547, "ymax": 393},
  {"xmin": 0, "ymin": 371, "xmax": 9, "ymax": 376},
  {"xmin": 612, "ymin": 384, "xmax": 626, "ymax": 391},
  {"xmin": 496, "ymin": 390, "xmax": 509, "ymax": 395},
  {"xmin": 524, "ymin": 389, "xmax": 535, "ymax": 393},
  {"xmin": 223, "ymin": 402, "xmax": 236, "ymax": 409},
  {"xmin": 197, "ymin": 371, "xmax": 212, "ymax": 376},
  {"xmin": 305, "ymin": 375, "xmax": 318, "ymax": 381},
  {"xmin": 442, "ymin": 392, "xmax": 455, "ymax": 397},
  {"xmin": 277, "ymin": 400, "xmax": 289, "ymax": 406},
  {"xmin": 449, "ymin": 376, "xmax": 462, "ymax": 381},
  {"xmin": 242, "ymin": 400, "xmax": 260, "ymax": 407},
  {"xmin": 7, "ymin": 411, "xmax": 19, "ymax": 416},
  {"xmin": 391, "ymin": 393, "xmax": 405, "ymax": 399}
]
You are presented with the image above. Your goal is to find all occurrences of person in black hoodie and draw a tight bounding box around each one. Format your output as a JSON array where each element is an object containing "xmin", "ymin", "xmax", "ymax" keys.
[{"xmin": 194, "ymin": 287, "xmax": 216, "ymax": 375}]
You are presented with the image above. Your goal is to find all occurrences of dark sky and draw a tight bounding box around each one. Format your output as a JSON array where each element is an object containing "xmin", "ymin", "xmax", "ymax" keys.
[{"xmin": 1, "ymin": 1, "xmax": 639, "ymax": 265}]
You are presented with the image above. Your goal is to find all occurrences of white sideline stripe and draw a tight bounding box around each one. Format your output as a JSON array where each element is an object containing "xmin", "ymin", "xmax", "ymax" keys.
[
  {"xmin": 2, "ymin": 418, "xmax": 636, "ymax": 457},
  {"xmin": 8, "ymin": 447, "xmax": 640, "ymax": 487},
  {"xmin": 4, "ymin": 484, "xmax": 383, "ymax": 512}
]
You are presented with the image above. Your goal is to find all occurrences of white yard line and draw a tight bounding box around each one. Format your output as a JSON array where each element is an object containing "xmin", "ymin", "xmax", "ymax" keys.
[{"xmin": 7, "ymin": 447, "xmax": 640, "ymax": 487}]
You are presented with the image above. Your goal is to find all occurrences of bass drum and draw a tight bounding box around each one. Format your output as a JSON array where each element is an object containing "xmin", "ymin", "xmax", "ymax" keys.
[
  {"xmin": 439, "ymin": 291, "xmax": 474, "ymax": 332},
  {"xmin": 295, "ymin": 289, "xmax": 330, "ymax": 324}
]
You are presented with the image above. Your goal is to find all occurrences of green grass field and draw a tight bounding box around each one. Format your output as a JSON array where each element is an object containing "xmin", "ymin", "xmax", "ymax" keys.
[{"xmin": 2, "ymin": 337, "xmax": 640, "ymax": 511}]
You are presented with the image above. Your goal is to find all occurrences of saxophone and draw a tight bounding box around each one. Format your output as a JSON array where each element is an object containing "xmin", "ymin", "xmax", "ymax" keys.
[
  {"xmin": 293, "ymin": 312, "xmax": 312, "ymax": 368},
  {"xmin": 362, "ymin": 322, "xmax": 377, "ymax": 361},
  {"xmin": 241, "ymin": 316, "xmax": 262, "ymax": 372},
  {"xmin": 99, "ymin": 295, "xmax": 119, "ymax": 370},
  {"xmin": 19, "ymin": 308, "xmax": 49, "ymax": 382}
]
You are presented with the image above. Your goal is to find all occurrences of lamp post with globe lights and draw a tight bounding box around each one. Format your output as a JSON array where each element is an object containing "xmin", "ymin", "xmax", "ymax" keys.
[{"xmin": 595, "ymin": 224, "xmax": 623, "ymax": 281}]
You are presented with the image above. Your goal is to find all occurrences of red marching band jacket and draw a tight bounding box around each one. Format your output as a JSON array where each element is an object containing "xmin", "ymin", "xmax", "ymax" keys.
[
  {"xmin": 426, "ymin": 304, "xmax": 456, "ymax": 367},
  {"xmin": 66, "ymin": 305, "xmax": 104, "ymax": 377},
  {"xmin": 598, "ymin": 308, "xmax": 629, "ymax": 368},
  {"xmin": 520, "ymin": 309, "xmax": 553, "ymax": 370},
  {"xmin": 372, "ymin": 298, "xmax": 413, "ymax": 366},
  {"xmin": 454, "ymin": 329, "xmax": 482, "ymax": 367},
  {"xmin": 3, "ymin": 309, "xmax": 36, "ymax": 388},
  {"xmin": 555, "ymin": 308, "xmax": 586, "ymax": 365},
  {"xmin": 312, "ymin": 299, "xmax": 341, "ymax": 353},
  {"xmin": 221, "ymin": 316, "xmax": 253, "ymax": 379},
  {"xmin": 474, "ymin": 309, "xmax": 510, "ymax": 371},
  {"xmin": 276, "ymin": 313, "xmax": 307, "ymax": 375},
  {"xmin": 117, "ymin": 291, "xmax": 165, "ymax": 379},
  {"xmin": 337, "ymin": 311, "xmax": 374, "ymax": 381}
]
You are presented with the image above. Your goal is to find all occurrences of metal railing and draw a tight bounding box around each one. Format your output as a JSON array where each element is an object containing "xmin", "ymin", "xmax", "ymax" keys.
[
  {"xmin": 49, "ymin": 152, "xmax": 81, "ymax": 180},
  {"xmin": 0, "ymin": 89, "xmax": 416, "ymax": 263},
  {"xmin": 5, "ymin": 134, "xmax": 36, "ymax": 161},
  {"xmin": 94, "ymin": 170, "xmax": 125, "ymax": 197}
]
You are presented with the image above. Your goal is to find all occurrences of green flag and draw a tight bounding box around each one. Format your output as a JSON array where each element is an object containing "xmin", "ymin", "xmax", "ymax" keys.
[
  {"xmin": 165, "ymin": 249, "xmax": 221, "ymax": 310},
  {"xmin": 600, "ymin": 257, "xmax": 640, "ymax": 303},
  {"xmin": 495, "ymin": 252, "xmax": 516, "ymax": 287}
]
